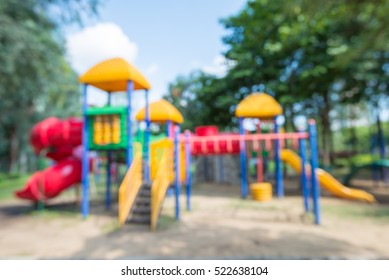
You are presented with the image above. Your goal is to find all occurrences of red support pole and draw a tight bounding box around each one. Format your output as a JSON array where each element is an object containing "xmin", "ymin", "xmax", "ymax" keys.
[
  {"xmin": 292, "ymin": 137, "xmax": 299, "ymax": 151},
  {"xmin": 246, "ymin": 130, "xmax": 251, "ymax": 167},
  {"xmin": 227, "ymin": 137, "xmax": 232, "ymax": 153},
  {"xmin": 257, "ymin": 121, "xmax": 263, "ymax": 183},
  {"xmin": 213, "ymin": 136, "xmax": 220, "ymax": 154},
  {"xmin": 201, "ymin": 138, "xmax": 206, "ymax": 154}
]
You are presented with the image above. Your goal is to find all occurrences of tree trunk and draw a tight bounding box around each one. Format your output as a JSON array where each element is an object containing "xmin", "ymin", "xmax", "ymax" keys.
[
  {"xmin": 321, "ymin": 93, "xmax": 332, "ymax": 168},
  {"xmin": 349, "ymin": 106, "xmax": 359, "ymax": 154},
  {"xmin": 350, "ymin": 125, "xmax": 358, "ymax": 154},
  {"xmin": 284, "ymin": 103, "xmax": 293, "ymax": 132},
  {"xmin": 8, "ymin": 126, "xmax": 19, "ymax": 174},
  {"xmin": 376, "ymin": 108, "xmax": 385, "ymax": 159}
]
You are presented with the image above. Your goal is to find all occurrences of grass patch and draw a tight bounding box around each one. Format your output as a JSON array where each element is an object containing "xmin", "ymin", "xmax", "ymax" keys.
[
  {"xmin": 101, "ymin": 220, "xmax": 120, "ymax": 234},
  {"xmin": 0, "ymin": 174, "xmax": 30, "ymax": 201},
  {"xmin": 28, "ymin": 208, "xmax": 79, "ymax": 220},
  {"xmin": 157, "ymin": 215, "xmax": 177, "ymax": 230},
  {"xmin": 322, "ymin": 203, "xmax": 389, "ymax": 223}
]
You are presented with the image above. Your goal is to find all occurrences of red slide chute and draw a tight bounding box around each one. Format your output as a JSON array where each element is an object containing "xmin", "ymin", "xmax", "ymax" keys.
[{"xmin": 15, "ymin": 117, "xmax": 84, "ymax": 202}]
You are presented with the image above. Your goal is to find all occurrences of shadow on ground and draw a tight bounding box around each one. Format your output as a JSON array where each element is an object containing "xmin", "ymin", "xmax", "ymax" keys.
[{"xmin": 69, "ymin": 219, "xmax": 381, "ymax": 259}]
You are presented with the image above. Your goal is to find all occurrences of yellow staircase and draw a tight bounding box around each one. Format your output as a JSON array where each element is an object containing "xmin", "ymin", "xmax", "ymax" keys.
[{"xmin": 118, "ymin": 139, "xmax": 186, "ymax": 230}]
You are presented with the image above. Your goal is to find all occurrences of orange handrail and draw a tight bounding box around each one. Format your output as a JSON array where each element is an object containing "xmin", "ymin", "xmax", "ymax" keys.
[{"xmin": 118, "ymin": 143, "xmax": 142, "ymax": 226}]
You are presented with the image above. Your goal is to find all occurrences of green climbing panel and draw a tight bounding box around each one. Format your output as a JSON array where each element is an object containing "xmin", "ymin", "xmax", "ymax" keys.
[{"xmin": 86, "ymin": 106, "xmax": 128, "ymax": 151}]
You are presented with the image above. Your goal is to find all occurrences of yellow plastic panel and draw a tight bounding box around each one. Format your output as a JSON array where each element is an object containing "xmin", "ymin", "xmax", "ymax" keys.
[
  {"xmin": 136, "ymin": 99, "xmax": 184, "ymax": 124},
  {"xmin": 118, "ymin": 143, "xmax": 143, "ymax": 226},
  {"xmin": 150, "ymin": 150, "xmax": 171, "ymax": 231},
  {"xmin": 235, "ymin": 92, "xmax": 283, "ymax": 119},
  {"xmin": 79, "ymin": 58, "xmax": 151, "ymax": 92},
  {"xmin": 150, "ymin": 139, "xmax": 174, "ymax": 182}
]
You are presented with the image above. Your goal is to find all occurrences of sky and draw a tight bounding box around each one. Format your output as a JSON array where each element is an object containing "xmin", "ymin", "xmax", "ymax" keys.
[{"xmin": 66, "ymin": 0, "xmax": 247, "ymax": 110}]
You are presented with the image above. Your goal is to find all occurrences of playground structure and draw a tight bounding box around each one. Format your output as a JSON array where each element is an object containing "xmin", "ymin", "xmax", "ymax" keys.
[
  {"xmin": 14, "ymin": 57, "xmax": 378, "ymax": 230},
  {"xmin": 15, "ymin": 58, "xmax": 153, "ymax": 214},
  {"xmin": 78, "ymin": 58, "xmax": 154, "ymax": 218},
  {"xmin": 174, "ymin": 94, "xmax": 321, "ymax": 224}
]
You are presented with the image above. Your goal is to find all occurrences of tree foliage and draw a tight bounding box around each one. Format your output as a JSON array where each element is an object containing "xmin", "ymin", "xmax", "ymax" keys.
[
  {"xmin": 164, "ymin": 0, "xmax": 389, "ymax": 166},
  {"xmin": 0, "ymin": 0, "xmax": 99, "ymax": 172}
]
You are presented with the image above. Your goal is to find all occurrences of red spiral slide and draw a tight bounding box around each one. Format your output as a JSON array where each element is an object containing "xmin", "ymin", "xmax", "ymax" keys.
[{"xmin": 15, "ymin": 117, "xmax": 84, "ymax": 202}]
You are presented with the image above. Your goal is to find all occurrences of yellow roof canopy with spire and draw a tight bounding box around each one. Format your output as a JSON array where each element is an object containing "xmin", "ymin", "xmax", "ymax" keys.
[
  {"xmin": 79, "ymin": 58, "xmax": 151, "ymax": 92},
  {"xmin": 136, "ymin": 99, "xmax": 184, "ymax": 124},
  {"xmin": 235, "ymin": 92, "xmax": 283, "ymax": 119}
]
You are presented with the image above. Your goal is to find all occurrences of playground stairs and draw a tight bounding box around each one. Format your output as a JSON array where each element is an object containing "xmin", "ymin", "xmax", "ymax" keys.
[
  {"xmin": 127, "ymin": 182, "xmax": 152, "ymax": 224},
  {"xmin": 119, "ymin": 140, "xmax": 173, "ymax": 230}
]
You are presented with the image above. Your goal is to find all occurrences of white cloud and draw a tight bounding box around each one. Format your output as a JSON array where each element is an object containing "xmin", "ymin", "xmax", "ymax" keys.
[
  {"xmin": 146, "ymin": 63, "xmax": 159, "ymax": 75},
  {"xmin": 66, "ymin": 22, "xmax": 138, "ymax": 74},
  {"xmin": 190, "ymin": 60, "xmax": 201, "ymax": 68},
  {"xmin": 202, "ymin": 55, "xmax": 229, "ymax": 77}
]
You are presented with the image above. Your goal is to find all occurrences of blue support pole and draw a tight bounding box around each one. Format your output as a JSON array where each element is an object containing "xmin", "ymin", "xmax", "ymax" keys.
[
  {"xmin": 239, "ymin": 117, "xmax": 248, "ymax": 198},
  {"xmin": 126, "ymin": 81, "xmax": 134, "ymax": 168},
  {"xmin": 166, "ymin": 120, "xmax": 172, "ymax": 138},
  {"xmin": 167, "ymin": 188, "xmax": 173, "ymax": 197},
  {"xmin": 174, "ymin": 126, "xmax": 181, "ymax": 220},
  {"xmin": 185, "ymin": 130, "xmax": 192, "ymax": 211},
  {"xmin": 106, "ymin": 93, "xmax": 112, "ymax": 210},
  {"xmin": 81, "ymin": 84, "xmax": 89, "ymax": 218},
  {"xmin": 298, "ymin": 128, "xmax": 309, "ymax": 213},
  {"xmin": 309, "ymin": 119, "xmax": 321, "ymax": 225},
  {"xmin": 274, "ymin": 116, "xmax": 284, "ymax": 197},
  {"xmin": 144, "ymin": 90, "xmax": 151, "ymax": 182}
]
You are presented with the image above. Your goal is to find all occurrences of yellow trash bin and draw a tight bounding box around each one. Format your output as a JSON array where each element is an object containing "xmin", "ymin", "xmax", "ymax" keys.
[{"xmin": 250, "ymin": 182, "xmax": 272, "ymax": 202}]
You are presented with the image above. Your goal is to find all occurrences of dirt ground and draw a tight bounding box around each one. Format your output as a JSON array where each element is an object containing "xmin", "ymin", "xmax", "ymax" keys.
[{"xmin": 1, "ymin": 180, "xmax": 389, "ymax": 259}]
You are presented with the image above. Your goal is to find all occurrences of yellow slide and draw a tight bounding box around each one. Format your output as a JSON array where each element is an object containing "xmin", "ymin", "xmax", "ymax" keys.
[{"xmin": 280, "ymin": 149, "xmax": 376, "ymax": 203}]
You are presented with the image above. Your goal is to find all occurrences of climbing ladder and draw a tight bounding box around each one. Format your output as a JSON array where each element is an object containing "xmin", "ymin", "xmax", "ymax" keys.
[{"xmin": 118, "ymin": 139, "xmax": 181, "ymax": 231}]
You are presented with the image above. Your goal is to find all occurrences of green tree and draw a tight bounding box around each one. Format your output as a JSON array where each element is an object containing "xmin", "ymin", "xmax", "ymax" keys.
[
  {"xmin": 0, "ymin": 0, "xmax": 99, "ymax": 172},
  {"xmin": 165, "ymin": 0, "xmax": 389, "ymax": 167},
  {"xmin": 165, "ymin": 72, "xmax": 234, "ymax": 130}
]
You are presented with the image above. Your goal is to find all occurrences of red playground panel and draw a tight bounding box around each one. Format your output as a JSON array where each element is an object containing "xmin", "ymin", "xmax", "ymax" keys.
[{"xmin": 191, "ymin": 126, "xmax": 240, "ymax": 156}]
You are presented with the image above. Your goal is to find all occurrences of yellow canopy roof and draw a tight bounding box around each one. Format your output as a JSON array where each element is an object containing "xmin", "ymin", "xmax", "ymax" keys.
[
  {"xmin": 79, "ymin": 58, "xmax": 151, "ymax": 92},
  {"xmin": 235, "ymin": 93, "xmax": 283, "ymax": 119},
  {"xmin": 136, "ymin": 99, "xmax": 184, "ymax": 124}
]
